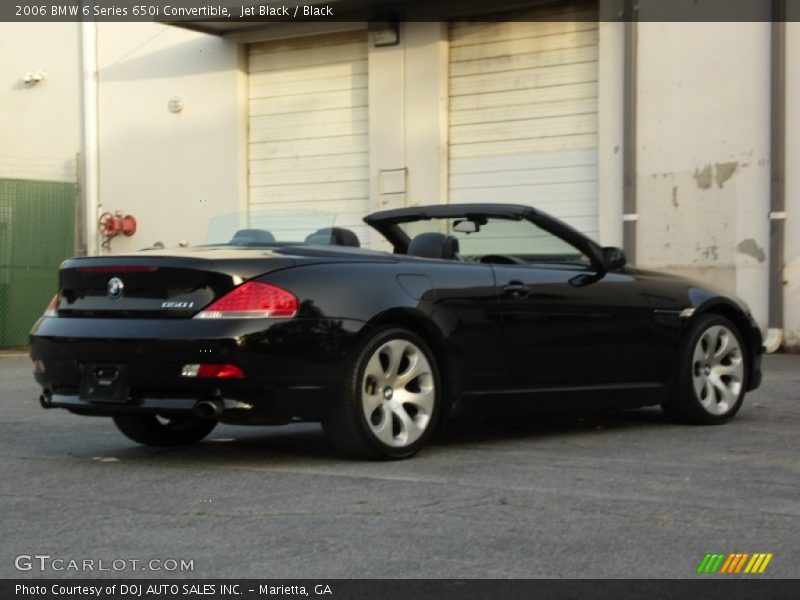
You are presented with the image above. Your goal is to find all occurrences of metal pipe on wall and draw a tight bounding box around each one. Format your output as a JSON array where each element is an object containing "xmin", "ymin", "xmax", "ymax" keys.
[
  {"xmin": 766, "ymin": 0, "xmax": 786, "ymax": 353},
  {"xmin": 80, "ymin": 18, "xmax": 100, "ymax": 257},
  {"xmin": 622, "ymin": 1, "xmax": 637, "ymax": 263}
]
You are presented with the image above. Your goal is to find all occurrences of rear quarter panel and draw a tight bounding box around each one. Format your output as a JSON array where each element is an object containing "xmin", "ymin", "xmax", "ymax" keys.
[{"xmin": 261, "ymin": 260, "xmax": 507, "ymax": 394}]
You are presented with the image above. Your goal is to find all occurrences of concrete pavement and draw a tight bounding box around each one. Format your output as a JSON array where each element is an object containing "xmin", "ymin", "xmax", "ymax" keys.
[{"xmin": 1, "ymin": 353, "xmax": 798, "ymax": 578}]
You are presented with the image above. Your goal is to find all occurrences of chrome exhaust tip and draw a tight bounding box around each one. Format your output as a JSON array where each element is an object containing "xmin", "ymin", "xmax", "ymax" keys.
[
  {"xmin": 39, "ymin": 391, "xmax": 53, "ymax": 409},
  {"xmin": 194, "ymin": 399, "xmax": 223, "ymax": 419}
]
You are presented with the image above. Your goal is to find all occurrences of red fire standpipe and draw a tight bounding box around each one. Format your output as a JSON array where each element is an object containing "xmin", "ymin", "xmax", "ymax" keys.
[{"xmin": 98, "ymin": 212, "xmax": 137, "ymax": 248}]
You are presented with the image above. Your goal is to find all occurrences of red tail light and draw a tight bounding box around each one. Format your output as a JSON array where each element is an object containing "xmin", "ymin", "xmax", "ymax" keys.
[
  {"xmin": 181, "ymin": 363, "xmax": 244, "ymax": 379},
  {"xmin": 181, "ymin": 363, "xmax": 245, "ymax": 379},
  {"xmin": 194, "ymin": 281, "xmax": 298, "ymax": 319},
  {"xmin": 43, "ymin": 295, "xmax": 58, "ymax": 317}
]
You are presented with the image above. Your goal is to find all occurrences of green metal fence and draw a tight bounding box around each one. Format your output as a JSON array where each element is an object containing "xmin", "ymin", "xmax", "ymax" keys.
[{"xmin": 0, "ymin": 178, "xmax": 76, "ymax": 348}]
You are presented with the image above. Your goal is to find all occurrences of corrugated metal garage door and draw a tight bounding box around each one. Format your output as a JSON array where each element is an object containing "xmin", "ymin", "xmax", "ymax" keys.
[
  {"xmin": 248, "ymin": 31, "xmax": 369, "ymax": 243},
  {"xmin": 449, "ymin": 1, "xmax": 599, "ymax": 239}
]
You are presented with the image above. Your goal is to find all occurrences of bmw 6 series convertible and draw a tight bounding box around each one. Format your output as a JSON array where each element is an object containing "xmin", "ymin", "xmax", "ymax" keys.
[{"xmin": 30, "ymin": 204, "xmax": 763, "ymax": 459}]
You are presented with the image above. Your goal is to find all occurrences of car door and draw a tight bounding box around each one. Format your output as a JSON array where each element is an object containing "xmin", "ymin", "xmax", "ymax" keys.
[
  {"xmin": 495, "ymin": 262, "xmax": 652, "ymax": 387},
  {"xmin": 452, "ymin": 216, "xmax": 653, "ymax": 388}
]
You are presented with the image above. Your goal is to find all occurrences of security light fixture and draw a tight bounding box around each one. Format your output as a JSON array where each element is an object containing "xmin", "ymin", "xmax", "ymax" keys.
[{"xmin": 368, "ymin": 18, "xmax": 400, "ymax": 47}]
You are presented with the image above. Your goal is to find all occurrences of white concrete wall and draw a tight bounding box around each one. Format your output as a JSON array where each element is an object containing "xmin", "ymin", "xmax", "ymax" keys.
[
  {"xmin": 597, "ymin": 17, "xmax": 624, "ymax": 248},
  {"xmin": 4, "ymin": 19, "xmax": 798, "ymax": 345},
  {"xmin": 95, "ymin": 23, "xmax": 244, "ymax": 253},
  {"xmin": 0, "ymin": 23, "xmax": 81, "ymax": 182},
  {"xmin": 785, "ymin": 23, "xmax": 800, "ymax": 350},
  {"xmin": 636, "ymin": 22, "xmax": 772, "ymax": 330},
  {"xmin": 367, "ymin": 22, "xmax": 449, "ymax": 249},
  {"xmin": 403, "ymin": 23, "xmax": 449, "ymax": 210}
]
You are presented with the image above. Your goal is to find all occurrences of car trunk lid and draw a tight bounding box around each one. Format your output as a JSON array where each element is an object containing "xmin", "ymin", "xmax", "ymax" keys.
[{"xmin": 55, "ymin": 248, "xmax": 295, "ymax": 319}]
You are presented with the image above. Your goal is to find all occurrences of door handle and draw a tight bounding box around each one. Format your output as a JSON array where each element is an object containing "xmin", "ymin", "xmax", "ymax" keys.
[{"xmin": 502, "ymin": 280, "xmax": 530, "ymax": 298}]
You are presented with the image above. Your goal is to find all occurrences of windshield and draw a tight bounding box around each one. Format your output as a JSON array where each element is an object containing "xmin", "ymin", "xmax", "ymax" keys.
[
  {"xmin": 399, "ymin": 216, "xmax": 591, "ymax": 267},
  {"xmin": 204, "ymin": 210, "xmax": 339, "ymax": 247}
]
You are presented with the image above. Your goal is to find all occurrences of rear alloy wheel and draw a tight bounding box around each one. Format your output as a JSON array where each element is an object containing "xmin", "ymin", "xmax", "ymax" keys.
[
  {"xmin": 662, "ymin": 314, "xmax": 748, "ymax": 424},
  {"xmin": 112, "ymin": 414, "xmax": 217, "ymax": 446},
  {"xmin": 323, "ymin": 328, "xmax": 441, "ymax": 459}
]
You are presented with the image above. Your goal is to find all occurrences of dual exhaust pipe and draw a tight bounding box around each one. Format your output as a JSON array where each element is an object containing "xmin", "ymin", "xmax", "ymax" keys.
[
  {"xmin": 39, "ymin": 391, "xmax": 53, "ymax": 409},
  {"xmin": 194, "ymin": 399, "xmax": 224, "ymax": 419},
  {"xmin": 39, "ymin": 391, "xmax": 235, "ymax": 420}
]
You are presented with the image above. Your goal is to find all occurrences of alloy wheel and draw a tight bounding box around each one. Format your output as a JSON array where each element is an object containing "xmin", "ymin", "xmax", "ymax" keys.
[
  {"xmin": 691, "ymin": 324, "xmax": 744, "ymax": 415},
  {"xmin": 361, "ymin": 339, "xmax": 435, "ymax": 448}
]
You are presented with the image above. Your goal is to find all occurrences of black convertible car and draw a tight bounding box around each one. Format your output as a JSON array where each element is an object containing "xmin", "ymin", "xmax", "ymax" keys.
[{"xmin": 30, "ymin": 204, "xmax": 763, "ymax": 459}]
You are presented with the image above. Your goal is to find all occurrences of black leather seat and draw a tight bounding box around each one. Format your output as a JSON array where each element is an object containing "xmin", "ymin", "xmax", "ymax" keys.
[
  {"xmin": 407, "ymin": 232, "xmax": 460, "ymax": 260},
  {"xmin": 230, "ymin": 229, "xmax": 276, "ymax": 245},
  {"xmin": 305, "ymin": 227, "xmax": 360, "ymax": 247}
]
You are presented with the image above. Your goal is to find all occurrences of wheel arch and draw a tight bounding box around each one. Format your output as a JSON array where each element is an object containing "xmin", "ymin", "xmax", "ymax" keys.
[
  {"xmin": 690, "ymin": 300, "xmax": 759, "ymax": 387},
  {"xmin": 359, "ymin": 307, "xmax": 454, "ymax": 422}
]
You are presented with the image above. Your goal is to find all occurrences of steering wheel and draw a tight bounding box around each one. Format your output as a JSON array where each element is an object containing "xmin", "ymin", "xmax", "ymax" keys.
[{"xmin": 478, "ymin": 254, "xmax": 527, "ymax": 265}]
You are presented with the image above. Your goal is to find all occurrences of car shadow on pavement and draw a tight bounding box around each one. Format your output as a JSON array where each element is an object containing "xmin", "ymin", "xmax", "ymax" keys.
[
  {"xmin": 104, "ymin": 407, "xmax": 672, "ymax": 464},
  {"xmin": 108, "ymin": 422, "xmax": 340, "ymax": 463},
  {"xmin": 433, "ymin": 407, "xmax": 670, "ymax": 446}
]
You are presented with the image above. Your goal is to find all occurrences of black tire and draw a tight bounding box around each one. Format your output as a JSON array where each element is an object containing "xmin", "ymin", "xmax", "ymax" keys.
[
  {"xmin": 662, "ymin": 314, "xmax": 748, "ymax": 425},
  {"xmin": 322, "ymin": 327, "xmax": 442, "ymax": 460},
  {"xmin": 112, "ymin": 414, "xmax": 217, "ymax": 446}
]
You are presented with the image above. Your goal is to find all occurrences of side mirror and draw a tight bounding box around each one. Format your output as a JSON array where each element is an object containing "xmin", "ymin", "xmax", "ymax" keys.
[{"xmin": 602, "ymin": 246, "xmax": 627, "ymax": 270}]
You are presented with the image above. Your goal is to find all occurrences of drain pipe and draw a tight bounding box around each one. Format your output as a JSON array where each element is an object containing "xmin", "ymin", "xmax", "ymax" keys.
[
  {"xmin": 81, "ymin": 18, "xmax": 100, "ymax": 257},
  {"xmin": 621, "ymin": 0, "xmax": 638, "ymax": 263},
  {"xmin": 765, "ymin": 1, "xmax": 785, "ymax": 353}
]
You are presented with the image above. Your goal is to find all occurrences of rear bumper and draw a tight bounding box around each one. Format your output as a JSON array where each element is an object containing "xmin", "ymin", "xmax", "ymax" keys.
[
  {"xmin": 38, "ymin": 389, "xmax": 325, "ymax": 424},
  {"xmin": 30, "ymin": 316, "xmax": 364, "ymax": 422}
]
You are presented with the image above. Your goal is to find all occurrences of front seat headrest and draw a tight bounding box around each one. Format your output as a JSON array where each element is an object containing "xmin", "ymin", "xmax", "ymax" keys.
[
  {"xmin": 304, "ymin": 227, "xmax": 360, "ymax": 247},
  {"xmin": 407, "ymin": 232, "xmax": 460, "ymax": 260},
  {"xmin": 230, "ymin": 229, "xmax": 276, "ymax": 245}
]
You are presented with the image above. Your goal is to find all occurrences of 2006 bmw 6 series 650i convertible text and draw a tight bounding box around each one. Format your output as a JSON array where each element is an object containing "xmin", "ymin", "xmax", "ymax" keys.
[{"xmin": 30, "ymin": 204, "xmax": 763, "ymax": 459}]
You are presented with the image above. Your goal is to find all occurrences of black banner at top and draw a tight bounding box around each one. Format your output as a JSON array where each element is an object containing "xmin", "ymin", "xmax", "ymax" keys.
[{"xmin": 2, "ymin": 0, "xmax": 800, "ymax": 24}]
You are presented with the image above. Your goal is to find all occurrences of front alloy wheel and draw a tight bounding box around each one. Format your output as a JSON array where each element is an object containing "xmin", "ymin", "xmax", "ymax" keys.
[
  {"xmin": 662, "ymin": 314, "xmax": 748, "ymax": 424},
  {"xmin": 691, "ymin": 324, "xmax": 744, "ymax": 416},
  {"xmin": 323, "ymin": 327, "xmax": 441, "ymax": 459}
]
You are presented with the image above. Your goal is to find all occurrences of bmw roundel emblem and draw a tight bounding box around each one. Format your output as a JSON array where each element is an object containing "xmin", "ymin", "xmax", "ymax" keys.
[{"xmin": 107, "ymin": 277, "xmax": 124, "ymax": 300}]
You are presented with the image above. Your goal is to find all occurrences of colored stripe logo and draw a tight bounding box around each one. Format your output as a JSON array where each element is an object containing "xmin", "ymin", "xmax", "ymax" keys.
[{"xmin": 697, "ymin": 553, "xmax": 773, "ymax": 574}]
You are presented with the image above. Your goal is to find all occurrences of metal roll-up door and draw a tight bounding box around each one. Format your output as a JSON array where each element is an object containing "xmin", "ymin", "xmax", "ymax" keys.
[
  {"xmin": 248, "ymin": 31, "xmax": 369, "ymax": 243},
  {"xmin": 449, "ymin": 1, "xmax": 599, "ymax": 238}
]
